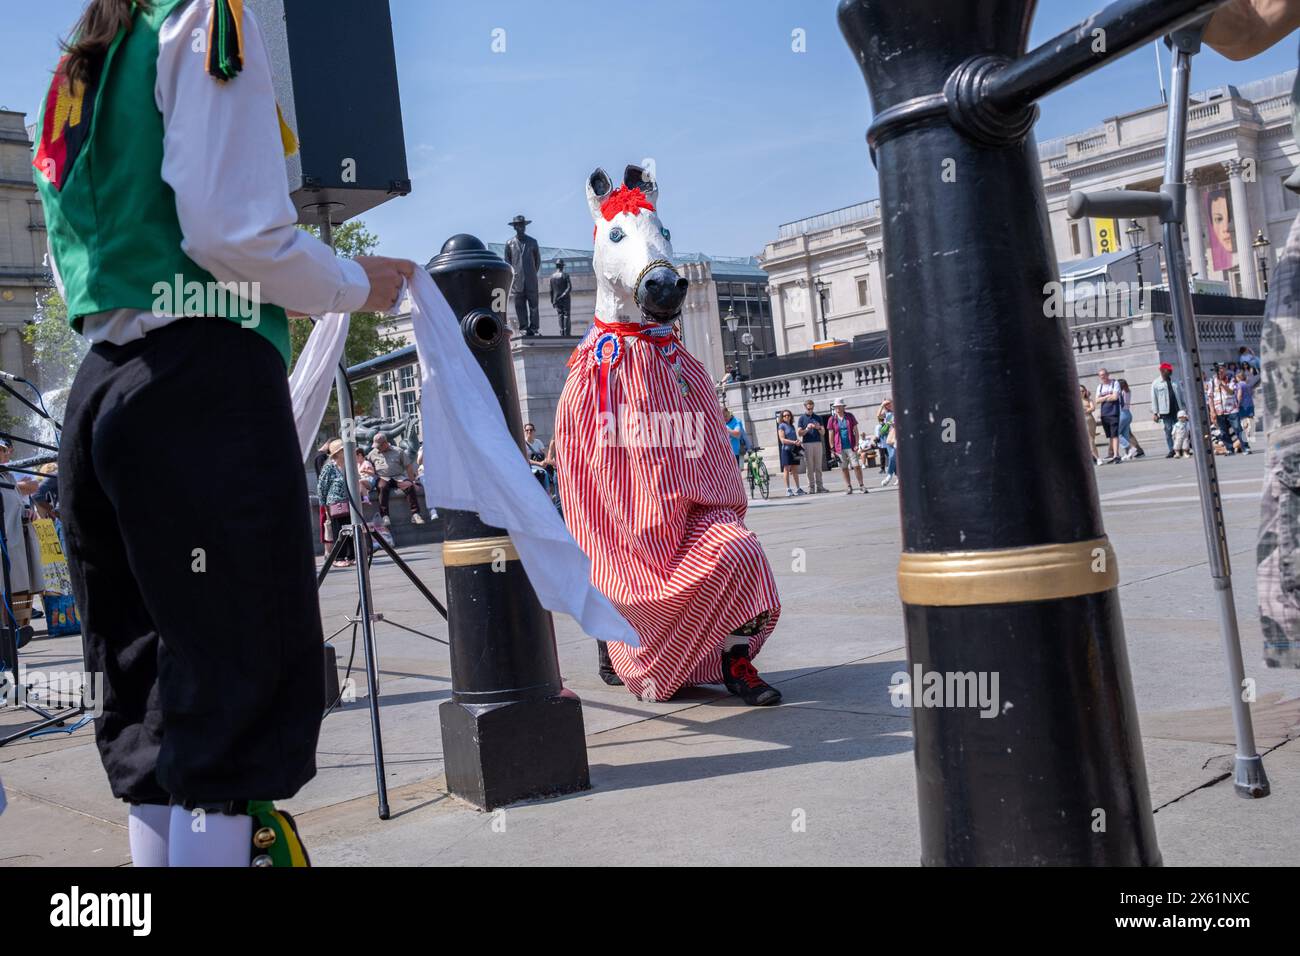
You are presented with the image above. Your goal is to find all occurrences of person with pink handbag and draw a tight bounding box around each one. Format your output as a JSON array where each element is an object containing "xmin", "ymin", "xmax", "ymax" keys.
[{"xmin": 316, "ymin": 439, "xmax": 354, "ymax": 567}]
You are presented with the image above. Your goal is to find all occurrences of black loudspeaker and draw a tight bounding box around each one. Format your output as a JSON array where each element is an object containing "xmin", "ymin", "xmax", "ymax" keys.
[{"xmin": 248, "ymin": 0, "xmax": 411, "ymax": 223}]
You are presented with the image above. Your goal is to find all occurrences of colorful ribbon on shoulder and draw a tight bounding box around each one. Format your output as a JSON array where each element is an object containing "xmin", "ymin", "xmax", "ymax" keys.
[{"xmin": 577, "ymin": 318, "xmax": 683, "ymax": 419}]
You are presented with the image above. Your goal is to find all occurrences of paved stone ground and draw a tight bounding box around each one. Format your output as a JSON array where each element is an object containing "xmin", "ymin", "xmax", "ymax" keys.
[{"xmin": 3, "ymin": 450, "xmax": 1297, "ymax": 866}]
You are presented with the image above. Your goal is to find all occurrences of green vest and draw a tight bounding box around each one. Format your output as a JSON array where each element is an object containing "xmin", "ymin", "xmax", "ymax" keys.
[{"xmin": 33, "ymin": 0, "xmax": 290, "ymax": 365}]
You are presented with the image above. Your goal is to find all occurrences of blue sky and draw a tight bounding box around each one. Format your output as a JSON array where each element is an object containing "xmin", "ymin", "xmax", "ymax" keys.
[{"xmin": 3, "ymin": 1, "xmax": 1297, "ymax": 261}]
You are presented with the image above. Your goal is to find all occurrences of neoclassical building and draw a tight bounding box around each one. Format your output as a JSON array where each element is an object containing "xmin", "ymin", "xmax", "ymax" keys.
[
  {"xmin": 0, "ymin": 110, "xmax": 45, "ymax": 413},
  {"xmin": 760, "ymin": 70, "xmax": 1299, "ymax": 350},
  {"xmin": 733, "ymin": 72, "xmax": 1294, "ymax": 456}
]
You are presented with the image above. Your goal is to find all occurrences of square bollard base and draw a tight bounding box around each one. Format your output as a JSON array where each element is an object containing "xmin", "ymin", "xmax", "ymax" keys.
[{"xmin": 439, "ymin": 689, "xmax": 590, "ymax": 810}]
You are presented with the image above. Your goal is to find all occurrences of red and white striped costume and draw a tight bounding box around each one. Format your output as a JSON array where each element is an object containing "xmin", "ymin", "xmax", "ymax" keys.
[{"xmin": 555, "ymin": 319, "xmax": 781, "ymax": 700}]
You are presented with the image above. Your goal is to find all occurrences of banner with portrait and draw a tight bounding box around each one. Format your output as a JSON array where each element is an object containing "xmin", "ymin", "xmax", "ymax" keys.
[{"xmin": 1204, "ymin": 185, "xmax": 1237, "ymax": 272}]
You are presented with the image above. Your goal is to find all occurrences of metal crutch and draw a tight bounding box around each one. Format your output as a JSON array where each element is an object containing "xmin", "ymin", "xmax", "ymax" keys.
[{"xmin": 1067, "ymin": 17, "xmax": 1269, "ymax": 799}]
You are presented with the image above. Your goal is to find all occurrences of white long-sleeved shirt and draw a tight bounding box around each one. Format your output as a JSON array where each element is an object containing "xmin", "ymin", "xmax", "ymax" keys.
[{"xmin": 56, "ymin": 0, "xmax": 369, "ymax": 345}]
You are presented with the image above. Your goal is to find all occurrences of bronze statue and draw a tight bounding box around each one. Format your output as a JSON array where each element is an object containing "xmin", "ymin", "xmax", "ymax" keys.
[
  {"xmin": 549, "ymin": 259, "xmax": 572, "ymax": 336},
  {"xmin": 505, "ymin": 214, "xmax": 541, "ymax": 336}
]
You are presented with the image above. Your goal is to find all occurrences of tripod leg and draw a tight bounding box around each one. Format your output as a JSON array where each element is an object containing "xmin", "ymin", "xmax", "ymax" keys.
[
  {"xmin": 370, "ymin": 530, "xmax": 448, "ymax": 620},
  {"xmin": 316, "ymin": 527, "xmax": 352, "ymax": 588},
  {"xmin": 348, "ymin": 516, "xmax": 390, "ymax": 820},
  {"xmin": 0, "ymin": 704, "xmax": 84, "ymax": 747}
]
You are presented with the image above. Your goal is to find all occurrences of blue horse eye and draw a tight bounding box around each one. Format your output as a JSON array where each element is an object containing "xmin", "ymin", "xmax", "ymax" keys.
[
  {"xmin": 609, "ymin": 227, "xmax": 625, "ymax": 242},
  {"xmin": 661, "ymin": 228, "xmax": 671, "ymax": 240}
]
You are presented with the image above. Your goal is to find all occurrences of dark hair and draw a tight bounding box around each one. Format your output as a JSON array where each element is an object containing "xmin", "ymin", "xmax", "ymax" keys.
[{"xmin": 62, "ymin": 0, "xmax": 148, "ymax": 88}]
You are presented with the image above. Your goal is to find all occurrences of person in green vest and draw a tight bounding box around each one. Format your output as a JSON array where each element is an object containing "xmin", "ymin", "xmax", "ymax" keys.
[
  {"xmin": 34, "ymin": 0, "xmax": 414, "ymax": 866},
  {"xmin": 1205, "ymin": 1, "xmax": 1300, "ymax": 669}
]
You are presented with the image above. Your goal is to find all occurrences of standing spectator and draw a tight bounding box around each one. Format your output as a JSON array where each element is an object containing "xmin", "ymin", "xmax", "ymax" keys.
[
  {"xmin": 1171, "ymin": 410, "xmax": 1192, "ymax": 458},
  {"xmin": 32, "ymin": 463, "xmax": 59, "ymax": 520},
  {"xmin": 723, "ymin": 407, "xmax": 749, "ymax": 468},
  {"xmin": 313, "ymin": 442, "xmax": 332, "ymax": 550},
  {"xmin": 1235, "ymin": 369, "xmax": 1257, "ymax": 445},
  {"xmin": 877, "ymin": 398, "xmax": 899, "ymax": 486},
  {"xmin": 1117, "ymin": 379, "xmax": 1146, "ymax": 460},
  {"xmin": 1206, "ymin": 364, "xmax": 1251, "ymax": 455},
  {"xmin": 827, "ymin": 399, "xmax": 868, "ymax": 494},
  {"xmin": 1095, "ymin": 368, "xmax": 1123, "ymax": 463},
  {"xmin": 777, "ymin": 409, "xmax": 805, "ymax": 496},
  {"xmin": 368, "ymin": 432, "xmax": 426, "ymax": 526},
  {"xmin": 1150, "ymin": 363, "xmax": 1185, "ymax": 458},
  {"xmin": 0, "ymin": 439, "xmax": 44, "ymax": 627},
  {"xmin": 317, "ymin": 440, "xmax": 354, "ymax": 567},
  {"xmin": 797, "ymin": 399, "xmax": 827, "ymax": 493},
  {"xmin": 1081, "ymin": 384, "xmax": 1099, "ymax": 464}
]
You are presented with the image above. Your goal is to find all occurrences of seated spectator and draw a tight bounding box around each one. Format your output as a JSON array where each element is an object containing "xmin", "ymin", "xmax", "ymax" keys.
[
  {"xmin": 413, "ymin": 447, "xmax": 437, "ymax": 519},
  {"xmin": 524, "ymin": 423, "xmax": 547, "ymax": 462},
  {"xmin": 368, "ymin": 432, "xmax": 425, "ymax": 526}
]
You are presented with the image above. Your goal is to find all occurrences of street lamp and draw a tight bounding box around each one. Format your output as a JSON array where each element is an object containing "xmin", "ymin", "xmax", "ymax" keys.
[
  {"xmin": 814, "ymin": 278, "xmax": 830, "ymax": 341},
  {"xmin": 724, "ymin": 305, "xmax": 741, "ymax": 381},
  {"xmin": 1253, "ymin": 230, "xmax": 1272, "ymax": 296},
  {"xmin": 1125, "ymin": 218, "xmax": 1145, "ymax": 311},
  {"xmin": 740, "ymin": 330, "xmax": 754, "ymax": 378}
]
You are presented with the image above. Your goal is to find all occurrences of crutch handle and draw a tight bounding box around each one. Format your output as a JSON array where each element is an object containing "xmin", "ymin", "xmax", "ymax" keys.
[{"xmin": 1067, "ymin": 188, "xmax": 1173, "ymax": 221}]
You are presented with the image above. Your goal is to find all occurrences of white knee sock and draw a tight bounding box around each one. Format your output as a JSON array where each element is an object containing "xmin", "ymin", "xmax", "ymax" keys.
[
  {"xmin": 725, "ymin": 634, "xmax": 750, "ymax": 651},
  {"xmin": 127, "ymin": 804, "xmax": 171, "ymax": 868},
  {"xmin": 167, "ymin": 804, "xmax": 254, "ymax": 867}
]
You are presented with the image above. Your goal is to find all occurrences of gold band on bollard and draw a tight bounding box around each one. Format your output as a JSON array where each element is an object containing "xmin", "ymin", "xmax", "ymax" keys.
[
  {"xmin": 897, "ymin": 537, "xmax": 1117, "ymax": 606},
  {"xmin": 442, "ymin": 535, "xmax": 518, "ymax": 567}
]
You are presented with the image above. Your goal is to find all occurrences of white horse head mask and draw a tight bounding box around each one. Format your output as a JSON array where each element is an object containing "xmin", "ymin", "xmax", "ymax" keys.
[{"xmin": 587, "ymin": 164, "xmax": 688, "ymax": 325}]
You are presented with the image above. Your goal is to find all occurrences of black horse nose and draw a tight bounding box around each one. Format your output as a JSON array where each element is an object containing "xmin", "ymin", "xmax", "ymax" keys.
[{"xmin": 639, "ymin": 266, "xmax": 689, "ymax": 318}]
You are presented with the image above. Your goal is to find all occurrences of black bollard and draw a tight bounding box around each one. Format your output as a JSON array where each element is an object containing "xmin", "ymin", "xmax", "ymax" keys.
[
  {"xmin": 427, "ymin": 234, "xmax": 590, "ymax": 810},
  {"xmin": 835, "ymin": 0, "xmax": 1216, "ymax": 865}
]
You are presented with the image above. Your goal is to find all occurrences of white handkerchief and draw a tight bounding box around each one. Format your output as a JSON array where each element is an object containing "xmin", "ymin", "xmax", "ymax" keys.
[
  {"xmin": 407, "ymin": 270, "xmax": 637, "ymax": 645},
  {"xmin": 288, "ymin": 312, "xmax": 350, "ymax": 461}
]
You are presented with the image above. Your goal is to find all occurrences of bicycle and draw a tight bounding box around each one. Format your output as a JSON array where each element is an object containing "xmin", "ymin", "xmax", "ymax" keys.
[{"xmin": 742, "ymin": 449, "xmax": 770, "ymax": 500}]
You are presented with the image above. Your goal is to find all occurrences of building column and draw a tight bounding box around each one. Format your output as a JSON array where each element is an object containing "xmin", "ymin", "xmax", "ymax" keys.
[
  {"xmin": 868, "ymin": 248, "xmax": 889, "ymax": 330},
  {"xmin": 0, "ymin": 325, "xmax": 25, "ymax": 427},
  {"xmin": 1079, "ymin": 217, "xmax": 1094, "ymax": 258},
  {"xmin": 0, "ymin": 325, "xmax": 23, "ymax": 378},
  {"xmin": 1184, "ymin": 169, "xmax": 1207, "ymax": 285},
  {"xmin": 1225, "ymin": 159, "xmax": 1258, "ymax": 298},
  {"xmin": 768, "ymin": 280, "xmax": 790, "ymax": 355}
]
